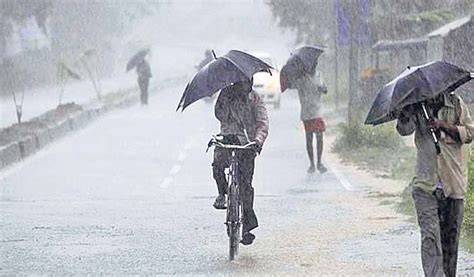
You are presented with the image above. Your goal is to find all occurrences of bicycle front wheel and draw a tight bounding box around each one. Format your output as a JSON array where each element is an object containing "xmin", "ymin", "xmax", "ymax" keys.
[{"xmin": 227, "ymin": 183, "xmax": 241, "ymax": 261}]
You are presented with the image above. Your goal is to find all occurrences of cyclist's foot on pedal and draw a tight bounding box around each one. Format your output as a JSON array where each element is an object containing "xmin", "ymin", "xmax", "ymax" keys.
[
  {"xmin": 213, "ymin": 195, "xmax": 226, "ymax": 210},
  {"xmin": 241, "ymin": 232, "xmax": 255, "ymax": 245},
  {"xmin": 317, "ymin": 164, "xmax": 327, "ymax": 174},
  {"xmin": 307, "ymin": 164, "xmax": 316, "ymax": 173}
]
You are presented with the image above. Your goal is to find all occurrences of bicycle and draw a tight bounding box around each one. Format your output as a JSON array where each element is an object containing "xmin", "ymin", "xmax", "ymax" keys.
[{"xmin": 207, "ymin": 135, "xmax": 257, "ymax": 261}]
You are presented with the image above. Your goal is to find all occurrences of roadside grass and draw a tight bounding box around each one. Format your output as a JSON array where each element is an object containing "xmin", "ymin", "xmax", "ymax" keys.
[
  {"xmin": 332, "ymin": 122, "xmax": 415, "ymax": 181},
  {"xmin": 463, "ymin": 156, "xmax": 474, "ymax": 252},
  {"xmin": 332, "ymin": 122, "xmax": 474, "ymax": 252}
]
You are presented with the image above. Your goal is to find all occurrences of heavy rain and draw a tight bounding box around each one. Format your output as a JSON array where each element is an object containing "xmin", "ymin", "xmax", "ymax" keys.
[{"xmin": 0, "ymin": 0, "xmax": 473, "ymax": 275}]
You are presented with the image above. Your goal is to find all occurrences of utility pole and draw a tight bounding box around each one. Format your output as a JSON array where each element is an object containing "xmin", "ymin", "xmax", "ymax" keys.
[{"xmin": 347, "ymin": 0, "xmax": 360, "ymax": 127}]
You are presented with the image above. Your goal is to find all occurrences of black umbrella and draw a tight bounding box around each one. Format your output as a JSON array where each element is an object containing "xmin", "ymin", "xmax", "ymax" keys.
[
  {"xmin": 177, "ymin": 50, "xmax": 272, "ymax": 111},
  {"xmin": 126, "ymin": 49, "xmax": 150, "ymax": 72},
  {"xmin": 280, "ymin": 46, "xmax": 324, "ymax": 92},
  {"xmin": 365, "ymin": 60, "xmax": 472, "ymax": 126},
  {"xmin": 365, "ymin": 61, "xmax": 472, "ymax": 154}
]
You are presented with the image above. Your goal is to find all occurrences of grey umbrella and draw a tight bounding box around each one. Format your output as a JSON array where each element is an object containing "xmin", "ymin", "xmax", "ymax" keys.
[
  {"xmin": 126, "ymin": 49, "xmax": 150, "ymax": 72},
  {"xmin": 177, "ymin": 50, "xmax": 272, "ymax": 111},
  {"xmin": 280, "ymin": 46, "xmax": 324, "ymax": 92},
  {"xmin": 365, "ymin": 60, "xmax": 472, "ymax": 154},
  {"xmin": 365, "ymin": 60, "xmax": 472, "ymax": 126}
]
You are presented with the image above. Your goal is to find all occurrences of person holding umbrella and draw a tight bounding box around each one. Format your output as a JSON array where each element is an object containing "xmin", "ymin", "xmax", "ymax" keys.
[
  {"xmin": 281, "ymin": 46, "xmax": 328, "ymax": 174},
  {"xmin": 177, "ymin": 50, "xmax": 271, "ymax": 245},
  {"xmin": 365, "ymin": 61, "xmax": 473, "ymax": 277},
  {"xmin": 127, "ymin": 49, "xmax": 152, "ymax": 105},
  {"xmin": 212, "ymin": 78, "xmax": 269, "ymax": 245}
]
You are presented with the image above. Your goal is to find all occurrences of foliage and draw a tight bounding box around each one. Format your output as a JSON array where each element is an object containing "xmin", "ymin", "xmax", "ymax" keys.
[
  {"xmin": 76, "ymin": 49, "xmax": 102, "ymax": 100},
  {"xmin": 2, "ymin": 59, "xmax": 26, "ymax": 123},
  {"xmin": 56, "ymin": 49, "xmax": 102, "ymax": 106},
  {"xmin": 370, "ymin": 7, "xmax": 457, "ymax": 41},
  {"xmin": 267, "ymin": 0, "xmax": 333, "ymax": 45},
  {"xmin": 1, "ymin": 1, "xmax": 161, "ymax": 95},
  {"xmin": 333, "ymin": 122, "xmax": 415, "ymax": 180},
  {"xmin": 334, "ymin": 122, "xmax": 403, "ymax": 150},
  {"xmin": 464, "ymin": 153, "xmax": 474, "ymax": 232},
  {"xmin": 0, "ymin": 0, "xmax": 52, "ymax": 35},
  {"xmin": 56, "ymin": 59, "xmax": 81, "ymax": 106}
]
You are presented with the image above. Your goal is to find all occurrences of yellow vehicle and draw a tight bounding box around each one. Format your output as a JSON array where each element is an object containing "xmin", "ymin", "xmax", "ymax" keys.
[{"xmin": 250, "ymin": 52, "xmax": 281, "ymax": 109}]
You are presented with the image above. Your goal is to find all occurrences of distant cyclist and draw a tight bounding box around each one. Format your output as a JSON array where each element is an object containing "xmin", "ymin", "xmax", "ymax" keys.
[{"xmin": 212, "ymin": 78, "xmax": 269, "ymax": 245}]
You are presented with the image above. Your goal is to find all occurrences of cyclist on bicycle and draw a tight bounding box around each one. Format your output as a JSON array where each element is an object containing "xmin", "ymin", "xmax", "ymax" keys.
[{"xmin": 212, "ymin": 78, "xmax": 269, "ymax": 245}]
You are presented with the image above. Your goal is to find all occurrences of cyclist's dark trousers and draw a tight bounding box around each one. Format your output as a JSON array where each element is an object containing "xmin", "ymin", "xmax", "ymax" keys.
[
  {"xmin": 138, "ymin": 77, "xmax": 149, "ymax": 105},
  {"xmin": 212, "ymin": 148, "xmax": 258, "ymax": 232}
]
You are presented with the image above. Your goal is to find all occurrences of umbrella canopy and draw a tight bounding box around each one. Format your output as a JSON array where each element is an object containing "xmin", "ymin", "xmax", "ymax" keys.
[
  {"xmin": 366, "ymin": 61, "xmax": 471, "ymax": 155},
  {"xmin": 365, "ymin": 60, "xmax": 472, "ymax": 125},
  {"xmin": 280, "ymin": 55, "xmax": 304, "ymax": 91},
  {"xmin": 280, "ymin": 46, "xmax": 324, "ymax": 92},
  {"xmin": 177, "ymin": 50, "xmax": 272, "ymax": 111},
  {"xmin": 126, "ymin": 49, "xmax": 150, "ymax": 72}
]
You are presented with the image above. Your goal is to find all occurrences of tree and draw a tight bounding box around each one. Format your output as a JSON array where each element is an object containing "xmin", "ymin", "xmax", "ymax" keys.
[
  {"xmin": 76, "ymin": 49, "xmax": 102, "ymax": 100},
  {"xmin": 268, "ymin": 0, "xmax": 470, "ymax": 126},
  {"xmin": 3, "ymin": 59, "xmax": 26, "ymax": 124},
  {"xmin": 56, "ymin": 60, "xmax": 81, "ymax": 106},
  {"xmin": 268, "ymin": 0, "xmax": 333, "ymax": 46}
]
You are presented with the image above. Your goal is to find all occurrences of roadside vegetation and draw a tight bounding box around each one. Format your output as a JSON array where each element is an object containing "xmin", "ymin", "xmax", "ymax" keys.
[
  {"xmin": 465, "ymin": 156, "xmax": 474, "ymax": 234},
  {"xmin": 333, "ymin": 122, "xmax": 474, "ymax": 251},
  {"xmin": 332, "ymin": 123, "xmax": 415, "ymax": 180}
]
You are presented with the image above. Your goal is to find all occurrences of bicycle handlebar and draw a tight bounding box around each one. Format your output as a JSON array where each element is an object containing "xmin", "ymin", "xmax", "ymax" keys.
[
  {"xmin": 212, "ymin": 141, "xmax": 256, "ymax": 150},
  {"xmin": 206, "ymin": 136, "xmax": 257, "ymax": 152}
]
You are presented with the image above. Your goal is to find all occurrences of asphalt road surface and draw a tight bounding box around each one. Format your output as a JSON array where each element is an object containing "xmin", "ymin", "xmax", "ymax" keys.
[{"xmin": 1, "ymin": 83, "xmax": 474, "ymax": 275}]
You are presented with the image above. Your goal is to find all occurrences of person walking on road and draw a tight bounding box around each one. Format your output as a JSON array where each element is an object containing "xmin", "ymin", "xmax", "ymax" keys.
[
  {"xmin": 294, "ymin": 67, "xmax": 328, "ymax": 174},
  {"xmin": 136, "ymin": 58, "xmax": 152, "ymax": 105},
  {"xmin": 212, "ymin": 78, "xmax": 269, "ymax": 245},
  {"xmin": 396, "ymin": 92, "xmax": 474, "ymax": 277}
]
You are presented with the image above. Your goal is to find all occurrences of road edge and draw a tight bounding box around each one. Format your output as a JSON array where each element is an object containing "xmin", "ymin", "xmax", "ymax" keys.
[{"xmin": 0, "ymin": 76, "xmax": 187, "ymax": 171}]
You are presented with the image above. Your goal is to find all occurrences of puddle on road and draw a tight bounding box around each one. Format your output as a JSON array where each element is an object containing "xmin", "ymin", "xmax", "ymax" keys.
[
  {"xmin": 287, "ymin": 188, "xmax": 319, "ymax": 195},
  {"xmin": 338, "ymin": 223, "xmax": 474, "ymax": 275},
  {"xmin": 191, "ymin": 194, "xmax": 282, "ymax": 200},
  {"xmin": 338, "ymin": 224, "xmax": 422, "ymax": 275}
]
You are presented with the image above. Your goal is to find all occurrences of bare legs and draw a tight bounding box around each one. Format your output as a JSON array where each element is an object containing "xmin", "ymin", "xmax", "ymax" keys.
[{"xmin": 305, "ymin": 131, "xmax": 327, "ymax": 173}]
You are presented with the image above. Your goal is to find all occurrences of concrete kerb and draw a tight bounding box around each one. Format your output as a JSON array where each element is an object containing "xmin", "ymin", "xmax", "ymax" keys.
[
  {"xmin": 35, "ymin": 127, "xmax": 54, "ymax": 149},
  {"xmin": 0, "ymin": 142, "xmax": 21, "ymax": 170},
  {"xmin": 18, "ymin": 136, "xmax": 37, "ymax": 159},
  {"xmin": 68, "ymin": 110, "xmax": 90, "ymax": 130},
  {"xmin": 47, "ymin": 119, "xmax": 72, "ymax": 140},
  {"xmin": 0, "ymin": 76, "xmax": 184, "ymax": 171}
]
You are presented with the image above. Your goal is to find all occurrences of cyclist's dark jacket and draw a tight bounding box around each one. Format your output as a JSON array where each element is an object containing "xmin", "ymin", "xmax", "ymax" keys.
[{"xmin": 215, "ymin": 86, "xmax": 269, "ymax": 146}]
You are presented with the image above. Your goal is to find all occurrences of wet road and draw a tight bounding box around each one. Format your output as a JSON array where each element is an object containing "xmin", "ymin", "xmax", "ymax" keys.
[{"xmin": 1, "ymin": 83, "xmax": 474, "ymax": 275}]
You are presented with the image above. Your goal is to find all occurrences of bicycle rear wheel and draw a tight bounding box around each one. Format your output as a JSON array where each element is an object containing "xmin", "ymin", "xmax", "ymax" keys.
[{"xmin": 227, "ymin": 183, "xmax": 241, "ymax": 261}]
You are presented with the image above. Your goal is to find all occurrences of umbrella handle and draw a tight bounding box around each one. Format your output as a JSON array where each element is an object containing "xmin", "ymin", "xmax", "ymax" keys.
[{"xmin": 421, "ymin": 103, "xmax": 441, "ymax": 155}]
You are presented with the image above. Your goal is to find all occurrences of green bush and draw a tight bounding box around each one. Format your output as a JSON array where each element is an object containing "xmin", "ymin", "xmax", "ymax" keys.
[
  {"xmin": 334, "ymin": 122, "xmax": 403, "ymax": 151},
  {"xmin": 332, "ymin": 122, "xmax": 415, "ymax": 180},
  {"xmin": 464, "ymin": 156, "xmax": 474, "ymax": 232}
]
